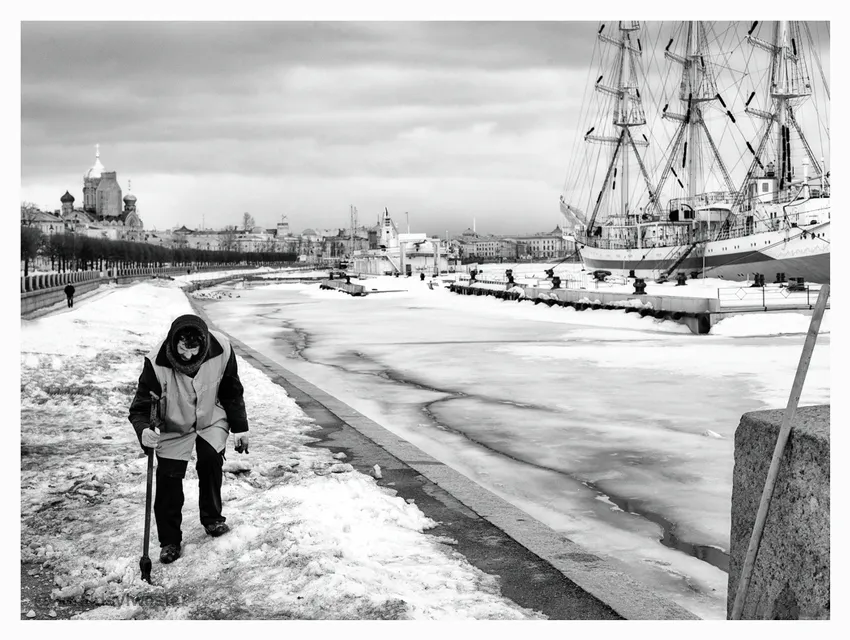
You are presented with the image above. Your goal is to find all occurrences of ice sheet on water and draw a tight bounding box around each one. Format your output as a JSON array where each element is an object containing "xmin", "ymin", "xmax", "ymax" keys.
[{"xmin": 200, "ymin": 277, "xmax": 830, "ymax": 619}]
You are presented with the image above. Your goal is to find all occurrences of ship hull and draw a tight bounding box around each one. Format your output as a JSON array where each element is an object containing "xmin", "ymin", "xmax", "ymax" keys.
[{"xmin": 577, "ymin": 222, "xmax": 830, "ymax": 284}]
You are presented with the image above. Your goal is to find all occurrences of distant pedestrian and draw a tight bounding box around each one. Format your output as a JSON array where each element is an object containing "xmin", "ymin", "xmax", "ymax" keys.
[
  {"xmin": 64, "ymin": 283, "xmax": 75, "ymax": 308},
  {"xmin": 128, "ymin": 314, "xmax": 249, "ymax": 565}
]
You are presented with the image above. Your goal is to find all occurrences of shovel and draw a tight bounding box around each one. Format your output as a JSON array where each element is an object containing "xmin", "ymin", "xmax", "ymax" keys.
[{"xmin": 140, "ymin": 448, "xmax": 154, "ymax": 583}]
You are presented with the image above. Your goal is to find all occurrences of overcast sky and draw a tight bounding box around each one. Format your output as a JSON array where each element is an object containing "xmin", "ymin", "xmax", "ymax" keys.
[{"xmin": 20, "ymin": 19, "xmax": 830, "ymax": 236}]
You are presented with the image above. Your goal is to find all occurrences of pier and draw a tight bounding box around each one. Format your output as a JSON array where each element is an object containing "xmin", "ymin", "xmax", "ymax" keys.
[{"xmin": 449, "ymin": 280, "xmax": 830, "ymax": 335}]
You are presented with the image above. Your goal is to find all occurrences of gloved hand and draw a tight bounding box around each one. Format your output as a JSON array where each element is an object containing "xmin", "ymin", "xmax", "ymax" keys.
[
  {"xmin": 234, "ymin": 433, "xmax": 249, "ymax": 454},
  {"xmin": 141, "ymin": 428, "xmax": 160, "ymax": 450}
]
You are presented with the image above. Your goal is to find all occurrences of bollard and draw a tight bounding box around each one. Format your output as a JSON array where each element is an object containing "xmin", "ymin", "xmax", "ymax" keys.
[
  {"xmin": 633, "ymin": 278, "xmax": 647, "ymax": 295},
  {"xmin": 676, "ymin": 272, "xmax": 687, "ymax": 286}
]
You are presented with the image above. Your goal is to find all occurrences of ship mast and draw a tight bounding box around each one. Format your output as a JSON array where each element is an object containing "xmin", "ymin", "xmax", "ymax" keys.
[
  {"xmin": 654, "ymin": 21, "xmax": 735, "ymax": 209},
  {"xmin": 742, "ymin": 21, "xmax": 816, "ymax": 203},
  {"xmin": 586, "ymin": 21, "xmax": 657, "ymax": 231},
  {"xmin": 686, "ymin": 22, "xmax": 700, "ymax": 201}
]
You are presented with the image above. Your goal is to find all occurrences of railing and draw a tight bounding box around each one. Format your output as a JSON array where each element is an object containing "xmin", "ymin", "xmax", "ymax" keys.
[
  {"xmin": 19, "ymin": 264, "xmax": 252, "ymax": 295},
  {"xmin": 717, "ymin": 284, "xmax": 829, "ymax": 310},
  {"xmin": 669, "ymin": 191, "xmax": 736, "ymax": 211}
]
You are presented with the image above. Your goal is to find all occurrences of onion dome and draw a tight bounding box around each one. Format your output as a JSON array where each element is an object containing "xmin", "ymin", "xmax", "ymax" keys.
[
  {"xmin": 60, "ymin": 190, "xmax": 75, "ymax": 203},
  {"xmin": 124, "ymin": 179, "xmax": 136, "ymax": 204},
  {"xmin": 85, "ymin": 144, "xmax": 105, "ymax": 179}
]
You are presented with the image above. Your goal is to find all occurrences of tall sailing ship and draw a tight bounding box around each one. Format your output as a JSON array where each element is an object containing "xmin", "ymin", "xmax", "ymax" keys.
[{"xmin": 562, "ymin": 21, "xmax": 830, "ymax": 284}]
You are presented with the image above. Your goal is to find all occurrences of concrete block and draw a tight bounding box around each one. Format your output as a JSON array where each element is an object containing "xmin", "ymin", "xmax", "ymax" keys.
[{"xmin": 728, "ymin": 405, "xmax": 830, "ymax": 619}]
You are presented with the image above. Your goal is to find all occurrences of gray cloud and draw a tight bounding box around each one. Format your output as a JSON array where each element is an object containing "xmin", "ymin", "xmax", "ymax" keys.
[{"xmin": 21, "ymin": 20, "xmax": 829, "ymax": 234}]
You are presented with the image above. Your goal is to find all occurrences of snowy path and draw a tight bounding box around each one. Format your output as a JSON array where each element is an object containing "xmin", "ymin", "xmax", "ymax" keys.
[{"xmin": 20, "ymin": 281, "xmax": 543, "ymax": 620}]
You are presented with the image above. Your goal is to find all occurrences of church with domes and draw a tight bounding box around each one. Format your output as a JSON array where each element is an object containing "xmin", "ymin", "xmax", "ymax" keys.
[{"xmin": 59, "ymin": 145, "xmax": 144, "ymax": 240}]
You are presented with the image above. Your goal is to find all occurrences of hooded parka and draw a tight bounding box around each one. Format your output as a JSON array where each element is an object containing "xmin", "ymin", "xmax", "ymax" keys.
[{"xmin": 129, "ymin": 315, "xmax": 248, "ymax": 461}]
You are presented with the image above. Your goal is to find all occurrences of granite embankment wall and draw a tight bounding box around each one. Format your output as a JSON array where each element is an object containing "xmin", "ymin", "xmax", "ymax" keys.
[
  {"xmin": 728, "ymin": 405, "xmax": 830, "ymax": 619},
  {"xmin": 20, "ymin": 265, "xmax": 254, "ymax": 317}
]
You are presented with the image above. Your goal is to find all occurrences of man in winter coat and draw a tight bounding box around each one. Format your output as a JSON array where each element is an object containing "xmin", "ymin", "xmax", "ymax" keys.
[
  {"xmin": 64, "ymin": 283, "xmax": 75, "ymax": 308},
  {"xmin": 128, "ymin": 314, "xmax": 249, "ymax": 564}
]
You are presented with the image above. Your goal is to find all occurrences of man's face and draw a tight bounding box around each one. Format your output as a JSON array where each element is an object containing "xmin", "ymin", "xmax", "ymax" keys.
[{"xmin": 176, "ymin": 335, "xmax": 201, "ymax": 361}]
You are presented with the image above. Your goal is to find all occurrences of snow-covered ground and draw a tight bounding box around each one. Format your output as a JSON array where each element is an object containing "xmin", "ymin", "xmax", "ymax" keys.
[
  {"xmin": 20, "ymin": 280, "xmax": 543, "ymax": 620},
  {"xmin": 198, "ymin": 275, "xmax": 830, "ymax": 620},
  {"xmin": 170, "ymin": 267, "xmax": 273, "ymax": 284}
]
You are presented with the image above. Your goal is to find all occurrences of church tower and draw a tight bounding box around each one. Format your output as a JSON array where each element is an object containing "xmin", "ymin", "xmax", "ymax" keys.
[
  {"xmin": 83, "ymin": 144, "xmax": 105, "ymax": 213},
  {"xmin": 276, "ymin": 214, "xmax": 290, "ymax": 236}
]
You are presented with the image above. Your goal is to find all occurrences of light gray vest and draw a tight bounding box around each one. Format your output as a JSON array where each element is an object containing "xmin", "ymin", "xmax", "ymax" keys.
[{"xmin": 147, "ymin": 329, "xmax": 231, "ymax": 460}]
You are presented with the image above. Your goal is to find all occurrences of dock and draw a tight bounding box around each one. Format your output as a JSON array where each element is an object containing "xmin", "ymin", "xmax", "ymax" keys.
[{"xmin": 449, "ymin": 281, "xmax": 829, "ymax": 334}]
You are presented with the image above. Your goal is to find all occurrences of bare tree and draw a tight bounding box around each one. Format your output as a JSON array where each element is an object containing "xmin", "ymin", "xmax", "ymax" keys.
[
  {"xmin": 242, "ymin": 212, "xmax": 255, "ymax": 232},
  {"xmin": 21, "ymin": 201, "xmax": 41, "ymax": 226},
  {"xmin": 221, "ymin": 225, "xmax": 238, "ymax": 252}
]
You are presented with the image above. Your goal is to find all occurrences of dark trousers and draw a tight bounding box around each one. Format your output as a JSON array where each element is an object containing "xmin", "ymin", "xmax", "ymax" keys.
[
  {"xmin": 66, "ymin": 296, "xmax": 73, "ymax": 308},
  {"xmin": 154, "ymin": 436, "xmax": 225, "ymax": 547}
]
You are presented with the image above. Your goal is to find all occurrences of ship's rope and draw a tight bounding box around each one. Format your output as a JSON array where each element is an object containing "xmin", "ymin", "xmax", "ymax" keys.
[
  {"xmin": 803, "ymin": 22, "xmax": 830, "ymax": 163},
  {"xmin": 562, "ymin": 24, "xmax": 602, "ymax": 202},
  {"xmin": 804, "ymin": 22, "xmax": 830, "ymax": 101}
]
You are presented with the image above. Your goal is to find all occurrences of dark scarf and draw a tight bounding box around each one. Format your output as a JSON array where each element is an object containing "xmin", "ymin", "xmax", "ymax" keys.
[{"xmin": 164, "ymin": 314, "xmax": 211, "ymax": 377}]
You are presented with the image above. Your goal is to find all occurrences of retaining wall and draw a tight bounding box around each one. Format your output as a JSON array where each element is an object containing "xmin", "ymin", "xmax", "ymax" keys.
[
  {"xmin": 21, "ymin": 279, "xmax": 107, "ymax": 318},
  {"xmin": 20, "ymin": 265, "xmax": 255, "ymax": 318},
  {"xmin": 523, "ymin": 286, "xmax": 720, "ymax": 314},
  {"xmin": 449, "ymin": 284, "xmax": 715, "ymax": 334},
  {"xmin": 727, "ymin": 405, "xmax": 830, "ymax": 619}
]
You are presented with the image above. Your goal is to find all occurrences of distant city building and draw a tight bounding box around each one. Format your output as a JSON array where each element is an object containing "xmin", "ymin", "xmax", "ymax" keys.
[
  {"xmin": 276, "ymin": 215, "xmax": 291, "ymax": 237},
  {"xmin": 508, "ymin": 227, "xmax": 573, "ymax": 259},
  {"xmin": 353, "ymin": 209, "xmax": 449, "ymax": 275},
  {"xmin": 461, "ymin": 236, "xmax": 519, "ymax": 261},
  {"xmin": 21, "ymin": 209, "xmax": 63, "ymax": 235}
]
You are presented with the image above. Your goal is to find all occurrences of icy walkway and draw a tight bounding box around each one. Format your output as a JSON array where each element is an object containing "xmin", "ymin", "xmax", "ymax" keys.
[{"xmin": 20, "ymin": 281, "xmax": 545, "ymax": 620}]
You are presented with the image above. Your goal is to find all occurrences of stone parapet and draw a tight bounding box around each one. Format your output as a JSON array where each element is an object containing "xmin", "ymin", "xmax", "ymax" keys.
[{"xmin": 727, "ymin": 405, "xmax": 830, "ymax": 619}]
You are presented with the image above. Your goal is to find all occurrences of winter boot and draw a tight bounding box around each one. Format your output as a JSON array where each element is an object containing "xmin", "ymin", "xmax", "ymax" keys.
[
  {"xmin": 204, "ymin": 522, "xmax": 230, "ymax": 537},
  {"xmin": 160, "ymin": 543, "xmax": 181, "ymax": 564}
]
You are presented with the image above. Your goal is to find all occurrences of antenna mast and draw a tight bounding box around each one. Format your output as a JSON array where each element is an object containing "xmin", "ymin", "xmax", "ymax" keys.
[{"xmin": 349, "ymin": 205, "xmax": 358, "ymax": 259}]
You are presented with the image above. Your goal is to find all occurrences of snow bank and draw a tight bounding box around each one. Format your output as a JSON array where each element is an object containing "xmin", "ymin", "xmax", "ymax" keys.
[{"xmin": 711, "ymin": 311, "xmax": 831, "ymax": 337}]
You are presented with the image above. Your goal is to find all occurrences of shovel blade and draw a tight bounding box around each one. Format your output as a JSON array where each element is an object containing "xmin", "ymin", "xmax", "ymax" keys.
[{"xmin": 140, "ymin": 556, "xmax": 152, "ymax": 583}]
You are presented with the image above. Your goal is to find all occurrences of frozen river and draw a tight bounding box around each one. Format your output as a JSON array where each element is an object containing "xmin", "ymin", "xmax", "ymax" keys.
[{"xmin": 198, "ymin": 277, "xmax": 830, "ymax": 619}]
